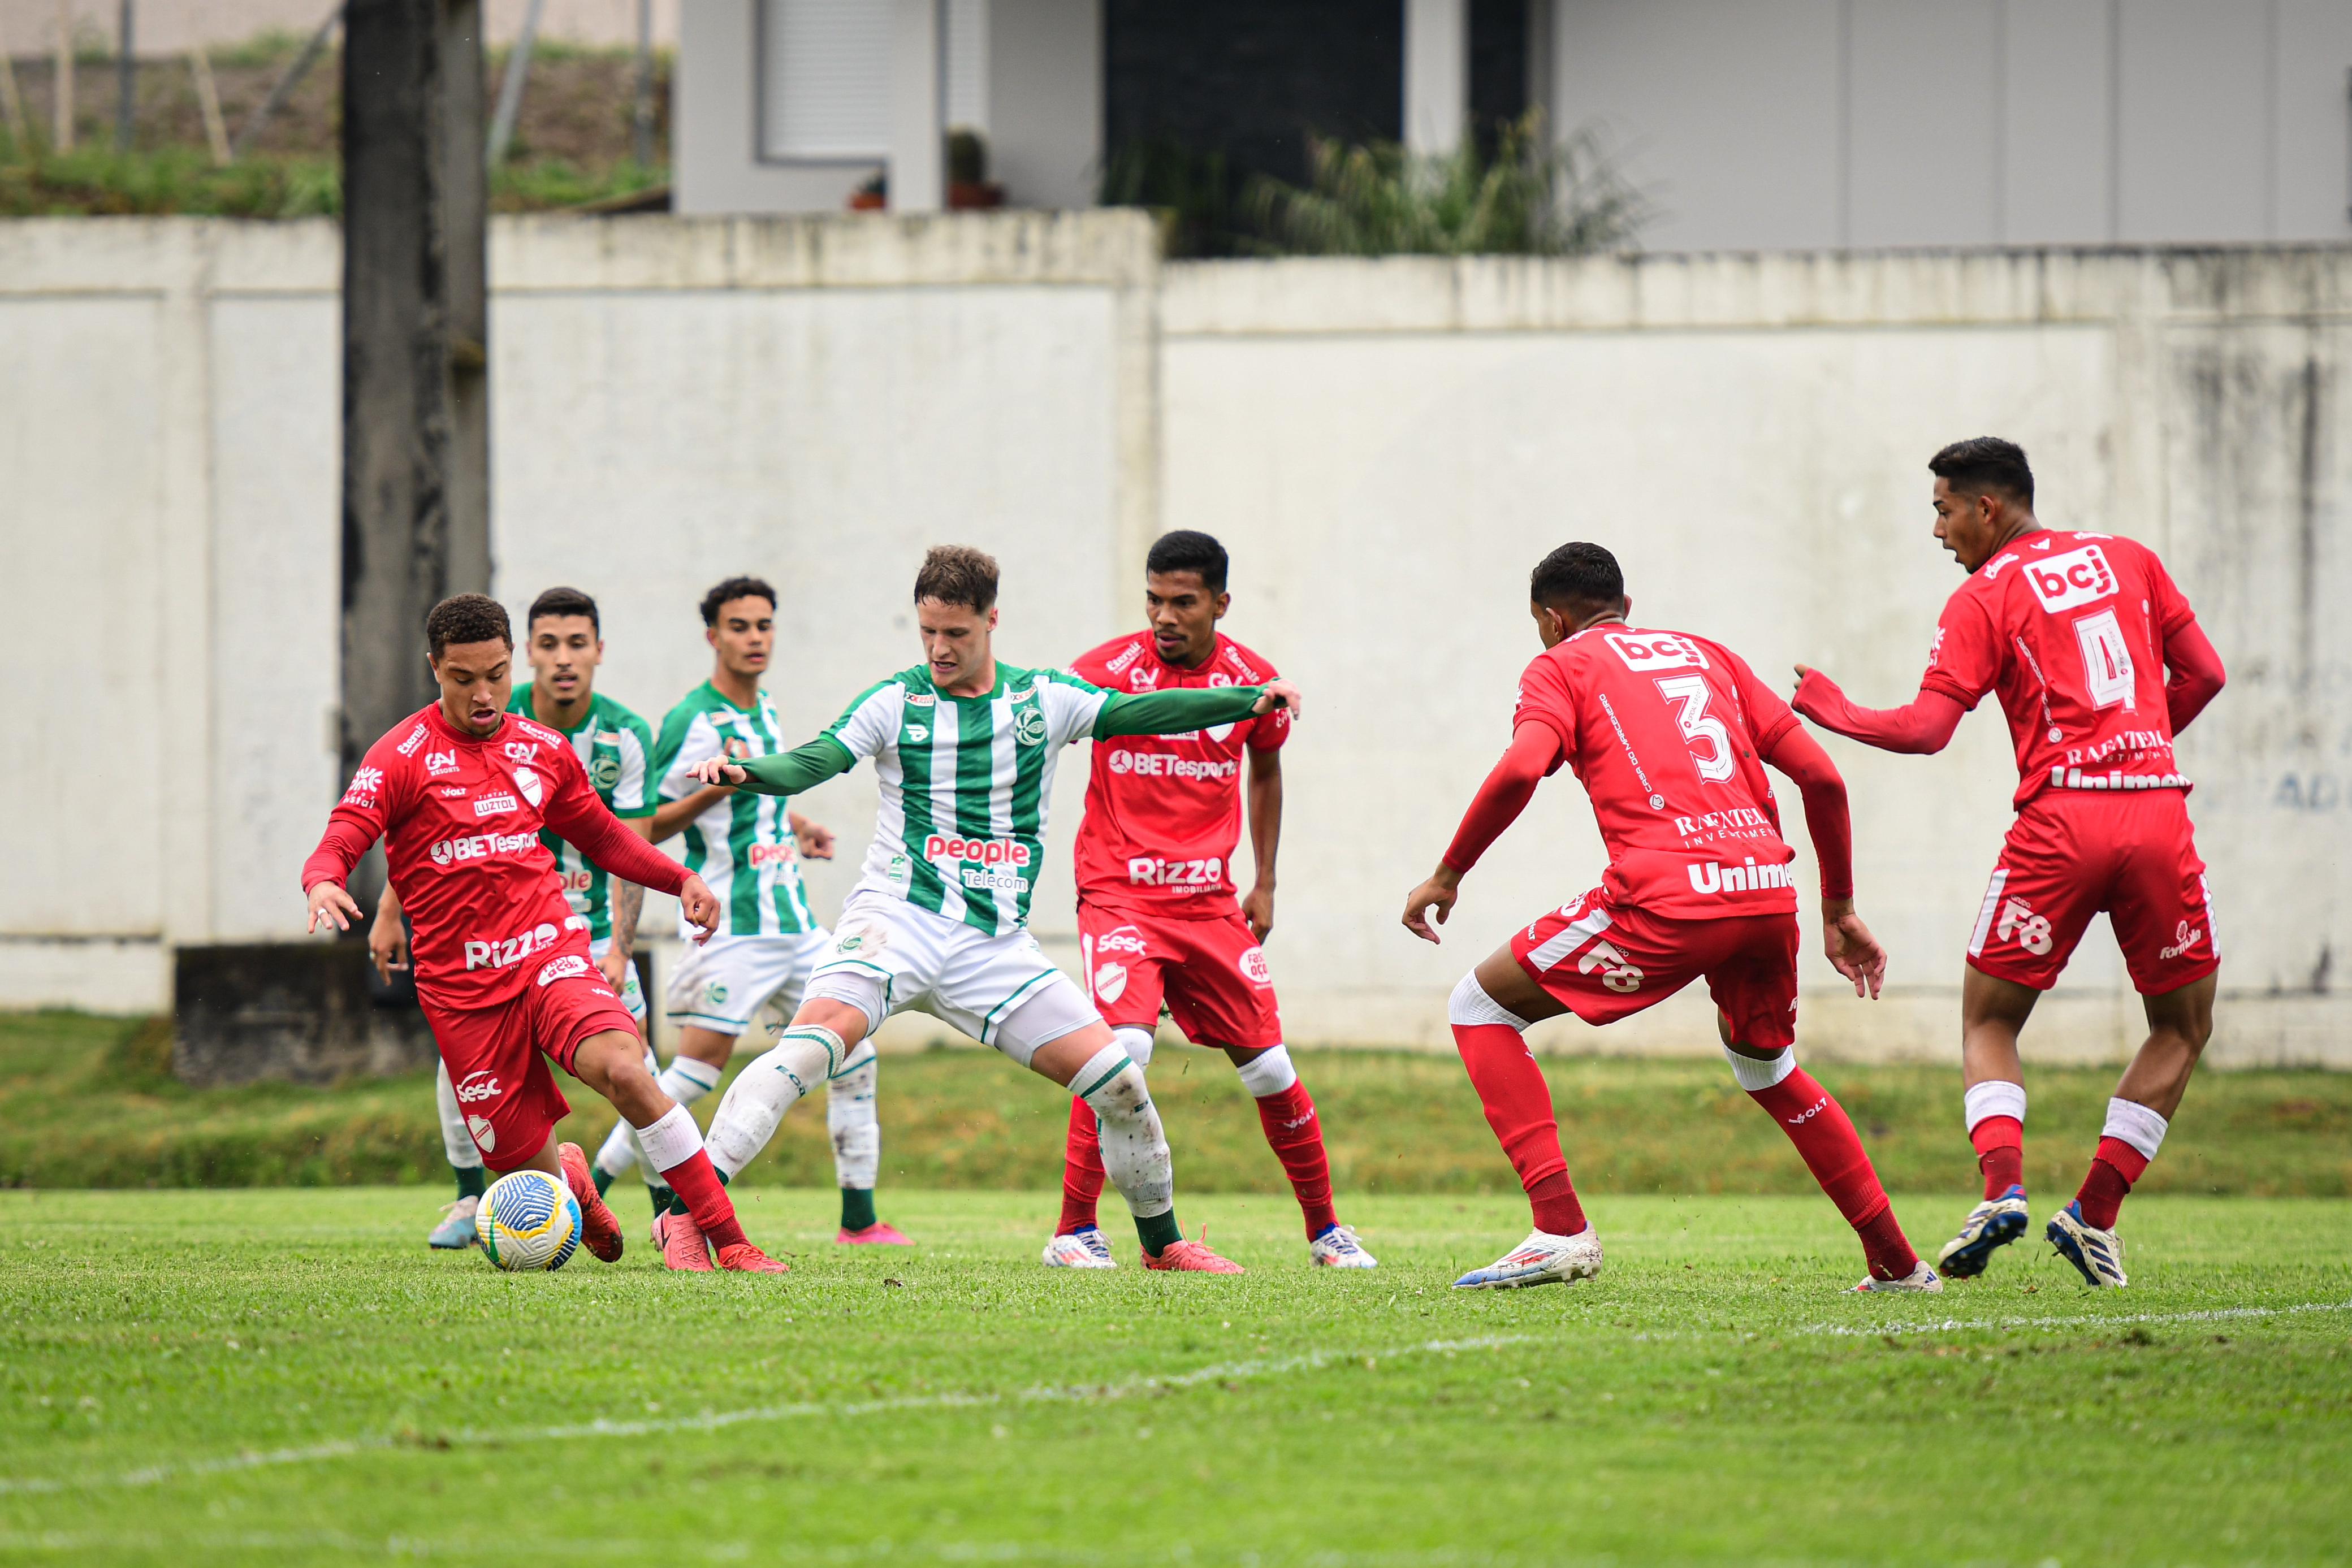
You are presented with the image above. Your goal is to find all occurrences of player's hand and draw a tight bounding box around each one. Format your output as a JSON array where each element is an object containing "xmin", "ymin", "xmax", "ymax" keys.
[
  {"xmin": 597, "ymin": 945, "xmax": 632, "ymax": 989},
  {"xmin": 1402, "ymin": 868, "xmax": 1461, "ymax": 945},
  {"xmin": 367, "ymin": 908, "xmax": 410, "ymax": 982},
  {"xmin": 686, "ymin": 757, "xmax": 747, "ymax": 788},
  {"xmin": 678, "ymin": 873, "xmax": 721, "ymax": 944},
  {"xmin": 1822, "ymin": 898, "xmax": 1887, "ymax": 999},
  {"xmin": 794, "ymin": 817, "xmax": 836, "ymax": 860},
  {"xmin": 306, "ymin": 881, "xmax": 362, "ymax": 935},
  {"xmin": 1253, "ymin": 679, "xmax": 1305, "ymax": 721},
  {"xmin": 1242, "ymin": 883, "xmax": 1276, "ymax": 942}
]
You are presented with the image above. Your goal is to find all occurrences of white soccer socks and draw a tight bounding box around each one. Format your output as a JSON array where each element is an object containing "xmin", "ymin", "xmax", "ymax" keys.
[
  {"xmin": 1233, "ymin": 1043, "xmax": 1299, "ymax": 1098},
  {"xmin": 1070, "ymin": 1043, "xmax": 1177, "ymax": 1248},
  {"xmin": 1720, "ymin": 1043, "xmax": 1797, "ymax": 1093},
  {"xmin": 827, "ymin": 1056, "xmax": 882, "ymax": 1192},
  {"xmin": 703, "ymin": 1025, "xmax": 844, "ymax": 1179},
  {"xmin": 594, "ymin": 1051, "xmax": 726, "ymax": 1185}
]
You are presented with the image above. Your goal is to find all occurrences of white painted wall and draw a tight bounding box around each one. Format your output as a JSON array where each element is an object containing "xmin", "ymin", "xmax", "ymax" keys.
[{"xmin": 2, "ymin": 216, "xmax": 2345, "ymax": 1070}]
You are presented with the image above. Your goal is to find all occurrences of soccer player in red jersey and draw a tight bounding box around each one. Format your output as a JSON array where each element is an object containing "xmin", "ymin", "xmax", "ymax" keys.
[
  {"xmin": 1403, "ymin": 544, "xmax": 1938, "ymax": 1293},
  {"xmin": 1047, "ymin": 530, "xmax": 1373, "ymax": 1270},
  {"xmin": 301, "ymin": 594, "xmax": 789, "ymax": 1274},
  {"xmin": 1794, "ymin": 439, "xmax": 2226, "ymax": 1289}
]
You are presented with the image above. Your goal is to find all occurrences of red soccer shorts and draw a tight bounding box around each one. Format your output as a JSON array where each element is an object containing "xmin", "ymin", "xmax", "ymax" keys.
[
  {"xmin": 1967, "ymin": 789, "xmax": 2219, "ymax": 994},
  {"xmin": 1511, "ymin": 888, "xmax": 1800, "ymax": 1049},
  {"xmin": 418, "ymin": 950, "xmax": 641, "ymax": 1172},
  {"xmin": 1075, "ymin": 899, "xmax": 1283, "ymax": 1050}
]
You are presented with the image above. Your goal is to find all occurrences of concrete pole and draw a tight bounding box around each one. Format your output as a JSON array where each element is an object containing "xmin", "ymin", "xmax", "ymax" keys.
[
  {"xmin": 114, "ymin": 0, "xmax": 133, "ymax": 150},
  {"xmin": 1403, "ymin": 0, "xmax": 1467, "ymax": 158},
  {"xmin": 889, "ymin": 0, "xmax": 942, "ymax": 213},
  {"xmin": 338, "ymin": 0, "xmax": 490, "ymax": 905}
]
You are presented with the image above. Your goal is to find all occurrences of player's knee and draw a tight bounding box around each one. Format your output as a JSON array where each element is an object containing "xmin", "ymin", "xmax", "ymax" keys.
[
  {"xmin": 1720, "ymin": 1043, "xmax": 1795, "ymax": 1093},
  {"xmin": 1449, "ymin": 972, "xmax": 1528, "ymax": 1031},
  {"xmin": 761, "ymin": 1024, "xmax": 844, "ymax": 1094},
  {"xmin": 1111, "ymin": 1025, "xmax": 1155, "ymax": 1071},
  {"xmin": 1071, "ymin": 1043, "xmax": 1151, "ymax": 1119},
  {"xmin": 803, "ymin": 971, "xmax": 888, "ymax": 1038},
  {"xmin": 1233, "ymin": 1044, "xmax": 1297, "ymax": 1098}
]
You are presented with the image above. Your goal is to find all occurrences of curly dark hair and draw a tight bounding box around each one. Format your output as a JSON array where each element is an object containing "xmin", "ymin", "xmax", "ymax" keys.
[
  {"xmin": 699, "ymin": 575, "xmax": 777, "ymax": 626},
  {"xmin": 913, "ymin": 545, "xmax": 1000, "ymax": 612},
  {"xmin": 426, "ymin": 593, "xmax": 512, "ymax": 657}
]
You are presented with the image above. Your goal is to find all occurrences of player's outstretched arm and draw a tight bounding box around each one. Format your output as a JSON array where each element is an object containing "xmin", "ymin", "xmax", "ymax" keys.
[
  {"xmin": 689, "ymin": 734, "xmax": 858, "ymax": 797},
  {"xmin": 1090, "ymin": 680, "xmax": 1296, "ymax": 740},
  {"xmin": 1403, "ymin": 722, "xmax": 1562, "ymax": 944},
  {"xmin": 1790, "ymin": 665, "xmax": 1965, "ymax": 755},
  {"xmin": 2164, "ymin": 620, "xmax": 2227, "ymax": 735},
  {"xmin": 1759, "ymin": 726, "xmax": 1886, "ymax": 999}
]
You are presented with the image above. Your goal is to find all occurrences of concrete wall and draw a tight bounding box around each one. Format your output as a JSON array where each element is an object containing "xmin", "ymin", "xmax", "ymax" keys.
[
  {"xmin": 2, "ymin": 214, "xmax": 2346, "ymax": 1068},
  {"xmin": 1550, "ymin": 0, "xmax": 2352, "ymax": 251}
]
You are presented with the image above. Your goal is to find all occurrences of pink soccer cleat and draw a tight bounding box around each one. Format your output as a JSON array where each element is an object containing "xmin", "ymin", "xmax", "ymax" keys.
[
  {"xmin": 560, "ymin": 1142, "xmax": 624, "ymax": 1263},
  {"xmin": 1142, "ymin": 1229, "xmax": 1244, "ymax": 1274},
  {"xmin": 656, "ymin": 1209, "xmax": 712, "ymax": 1272},
  {"xmin": 837, "ymin": 1222, "xmax": 914, "ymax": 1246},
  {"xmin": 715, "ymin": 1241, "xmax": 792, "ymax": 1274}
]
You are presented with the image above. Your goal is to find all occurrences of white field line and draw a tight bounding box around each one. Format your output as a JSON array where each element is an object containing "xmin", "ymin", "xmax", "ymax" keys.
[
  {"xmin": 0, "ymin": 1333, "xmax": 1533, "ymax": 1498},
  {"xmin": 1801, "ymin": 1297, "xmax": 2352, "ymax": 1338}
]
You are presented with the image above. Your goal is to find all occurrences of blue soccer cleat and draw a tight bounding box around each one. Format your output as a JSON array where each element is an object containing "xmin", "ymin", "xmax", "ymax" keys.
[
  {"xmin": 1936, "ymin": 1184, "xmax": 2031, "ymax": 1278},
  {"xmin": 2047, "ymin": 1201, "xmax": 2129, "ymax": 1288},
  {"xmin": 1452, "ymin": 1227, "xmax": 1603, "ymax": 1290},
  {"xmin": 427, "ymin": 1196, "xmax": 481, "ymax": 1250}
]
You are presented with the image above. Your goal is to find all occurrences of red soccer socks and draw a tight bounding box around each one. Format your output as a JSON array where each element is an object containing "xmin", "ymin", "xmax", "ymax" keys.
[
  {"xmin": 1735, "ymin": 1051, "xmax": 1918, "ymax": 1281},
  {"xmin": 1057, "ymin": 1095, "xmax": 1108, "ymax": 1235},
  {"xmin": 1963, "ymin": 1079, "xmax": 2029, "ymax": 1199},
  {"xmin": 1452, "ymin": 1019, "xmax": 1586, "ymax": 1237},
  {"xmin": 1251, "ymin": 1080, "xmax": 1339, "ymax": 1237},
  {"xmin": 634, "ymin": 1103, "xmax": 751, "ymax": 1252},
  {"xmin": 2076, "ymin": 1098, "xmax": 2168, "ymax": 1229}
]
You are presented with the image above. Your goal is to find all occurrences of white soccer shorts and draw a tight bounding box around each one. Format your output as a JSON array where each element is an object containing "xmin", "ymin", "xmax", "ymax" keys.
[
  {"xmin": 587, "ymin": 935, "xmax": 647, "ymax": 1023},
  {"xmin": 810, "ymin": 890, "xmax": 1099, "ymax": 1065},
  {"xmin": 663, "ymin": 929, "xmax": 834, "ymax": 1036}
]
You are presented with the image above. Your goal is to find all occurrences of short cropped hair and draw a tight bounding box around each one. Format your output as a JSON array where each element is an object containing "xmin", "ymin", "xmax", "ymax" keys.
[
  {"xmin": 426, "ymin": 593, "xmax": 512, "ymax": 657},
  {"xmin": 699, "ymin": 575, "xmax": 776, "ymax": 627},
  {"xmin": 1529, "ymin": 542, "xmax": 1624, "ymax": 612},
  {"xmin": 1145, "ymin": 530, "xmax": 1229, "ymax": 594},
  {"xmin": 914, "ymin": 545, "xmax": 1000, "ymax": 612},
  {"xmin": 527, "ymin": 585, "xmax": 599, "ymax": 634},
  {"xmin": 1929, "ymin": 437, "xmax": 2034, "ymax": 509}
]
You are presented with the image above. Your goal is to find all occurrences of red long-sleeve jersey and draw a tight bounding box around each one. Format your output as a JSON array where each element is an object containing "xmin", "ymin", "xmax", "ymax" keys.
[{"xmin": 302, "ymin": 703, "xmax": 688, "ymax": 1010}]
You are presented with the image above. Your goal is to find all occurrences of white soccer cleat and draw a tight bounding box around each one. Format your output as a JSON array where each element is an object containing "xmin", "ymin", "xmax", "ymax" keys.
[
  {"xmin": 1452, "ymin": 1227, "xmax": 1602, "ymax": 1290},
  {"xmin": 1309, "ymin": 1223, "xmax": 1378, "ymax": 1268},
  {"xmin": 1853, "ymin": 1262, "xmax": 1945, "ymax": 1293},
  {"xmin": 2047, "ymin": 1201, "xmax": 2128, "ymax": 1288},
  {"xmin": 1936, "ymin": 1184, "xmax": 2031, "ymax": 1279},
  {"xmin": 427, "ymin": 1196, "xmax": 480, "ymax": 1250},
  {"xmin": 1042, "ymin": 1228, "xmax": 1118, "ymax": 1269}
]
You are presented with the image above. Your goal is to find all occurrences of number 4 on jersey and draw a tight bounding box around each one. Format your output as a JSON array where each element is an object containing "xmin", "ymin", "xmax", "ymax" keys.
[{"xmin": 2074, "ymin": 609, "xmax": 2137, "ymax": 711}]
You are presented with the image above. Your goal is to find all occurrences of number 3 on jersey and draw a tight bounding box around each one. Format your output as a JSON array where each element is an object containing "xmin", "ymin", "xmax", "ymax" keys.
[{"xmin": 1655, "ymin": 675, "xmax": 1737, "ymax": 782}]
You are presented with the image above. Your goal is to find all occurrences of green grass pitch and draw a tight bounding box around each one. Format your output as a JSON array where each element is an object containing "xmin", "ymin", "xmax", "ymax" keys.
[{"xmin": 5, "ymin": 1187, "xmax": 2348, "ymax": 1565}]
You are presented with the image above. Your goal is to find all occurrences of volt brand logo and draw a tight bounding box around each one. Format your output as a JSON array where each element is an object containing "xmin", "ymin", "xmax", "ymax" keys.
[
  {"xmin": 1783, "ymin": 1094, "xmax": 1831, "ymax": 1127},
  {"xmin": 462, "ymin": 921, "xmax": 560, "ymax": 971},
  {"xmin": 429, "ymin": 829, "xmax": 537, "ymax": 867},
  {"xmin": 536, "ymin": 954, "xmax": 590, "ymax": 986},
  {"xmin": 1604, "ymin": 631, "xmax": 1710, "ymax": 674},
  {"xmin": 453, "ymin": 1069, "xmax": 501, "ymax": 1104},
  {"xmin": 437, "ymin": 786, "xmax": 466, "ymax": 798},
  {"xmin": 426, "ymin": 751, "xmax": 459, "ymax": 777},
  {"xmin": 924, "ymin": 834, "xmax": 1032, "ymax": 867},
  {"xmin": 1687, "ymin": 858, "xmax": 1796, "ymax": 895},
  {"xmin": 474, "ymin": 792, "xmax": 519, "ymax": 817},
  {"xmin": 2024, "ymin": 544, "xmax": 2117, "ymax": 613}
]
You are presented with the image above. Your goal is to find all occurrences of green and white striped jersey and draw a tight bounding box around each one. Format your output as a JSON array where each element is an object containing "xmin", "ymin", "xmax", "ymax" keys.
[
  {"xmin": 654, "ymin": 682, "xmax": 820, "ymax": 938},
  {"xmin": 825, "ymin": 664, "xmax": 1112, "ymax": 935},
  {"xmin": 505, "ymin": 684, "xmax": 656, "ymax": 943}
]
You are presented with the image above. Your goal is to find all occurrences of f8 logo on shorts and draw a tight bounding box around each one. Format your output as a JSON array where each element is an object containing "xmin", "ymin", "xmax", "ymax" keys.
[
  {"xmin": 2024, "ymin": 544, "xmax": 2117, "ymax": 614},
  {"xmin": 1604, "ymin": 632, "xmax": 1709, "ymax": 674},
  {"xmin": 1996, "ymin": 898, "xmax": 2054, "ymax": 955},
  {"xmin": 1577, "ymin": 939, "xmax": 1644, "ymax": 993}
]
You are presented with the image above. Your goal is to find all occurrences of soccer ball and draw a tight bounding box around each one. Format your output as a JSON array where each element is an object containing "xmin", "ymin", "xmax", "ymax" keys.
[{"xmin": 474, "ymin": 1168, "xmax": 582, "ymax": 1272}]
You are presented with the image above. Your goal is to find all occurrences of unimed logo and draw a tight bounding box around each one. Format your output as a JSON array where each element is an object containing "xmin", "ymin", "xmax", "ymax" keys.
[{"xmin": 2024, "ymin": 544, "xmax": 2117, "ymax": 613}]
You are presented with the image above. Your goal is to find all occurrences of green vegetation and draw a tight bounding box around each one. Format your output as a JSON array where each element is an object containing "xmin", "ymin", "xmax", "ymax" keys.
[
  {"xmin": 6, "ymin": 1011, "xmax": 2348, "ymax": 1199},
  {"xmin": 2, "ymin": 1188, "xmax": 2346, "ymax": 1564},
  {"xmin": 0, "ymin": 145, "xmax": 665, "ymax": 218}
]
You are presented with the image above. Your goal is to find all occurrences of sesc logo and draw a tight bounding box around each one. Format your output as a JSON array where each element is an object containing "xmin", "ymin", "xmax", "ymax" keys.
[
  {"xmin": 1096, "ymin": 925, "xmax": 1149, "ymax": 957},
  {"xmin": 2024, "ymin": 544, "xmax": 2117, "ymax": 614},
  {"xmin": 454, "ymin": 1070, "xmax": 501, "ymax": 1104},
  {"xmin": 536, "ymin": 954, "xmax": 590, "ymax": 986},
  {"xmin": 1604, "ymin": 631, "xmax": 1710, "ymax": 674}
]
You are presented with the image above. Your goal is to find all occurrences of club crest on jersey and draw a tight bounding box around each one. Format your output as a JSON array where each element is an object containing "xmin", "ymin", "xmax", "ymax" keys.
[
  {"xmin": 589, "ymin": 753, "xmax": 621, "ymax": 790},
  {"xmin": 510, "ymin": 767, "xmax": 543, "ymax": 808},
  {"xmin": 1604, "ymin": 631, "xmax": 1710, "ymax": 673},
  {"xmin": 466, "ymin": 1115, "xmax": 495, "ymax": 1153},
  {"xmin": 1092, "ymin": 961, "xmax": 1129, "ymax": 1002},
  {"xmin": 1013, "ymin": 703, "xmax": 1049, "ymax": 746},
  {"xmin": 2024, "ymin": 543, "xmax": 2117, "ymax": 613}
]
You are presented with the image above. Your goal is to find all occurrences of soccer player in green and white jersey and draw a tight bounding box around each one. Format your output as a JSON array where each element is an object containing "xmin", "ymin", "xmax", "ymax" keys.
[
  {"xmin": 682, "ymin": 546, "xmax": 1306, "ymax": 1273},
  {"xmin": 372, "ymin": 586, "xmax": 659, "ymax": 1249},
  {"xmin": 589, "ymin": 576, "xmax": 909, "ymax": 1246}
]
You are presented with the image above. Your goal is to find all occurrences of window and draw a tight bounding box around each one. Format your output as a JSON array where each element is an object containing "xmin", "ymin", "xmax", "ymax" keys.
[{"xmin": 760, "ymin": 0, "xmax": 892, "ymax": 161}]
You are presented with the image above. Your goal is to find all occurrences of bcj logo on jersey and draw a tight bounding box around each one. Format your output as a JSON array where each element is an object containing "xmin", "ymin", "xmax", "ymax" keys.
[
  {"xmin": 1604, "ymin": 631, "xmax": 1710, "ymax": 673},
  {"xmin": 2025, "ymin": 544, "xmax": 2117, "ymax": 613}
]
